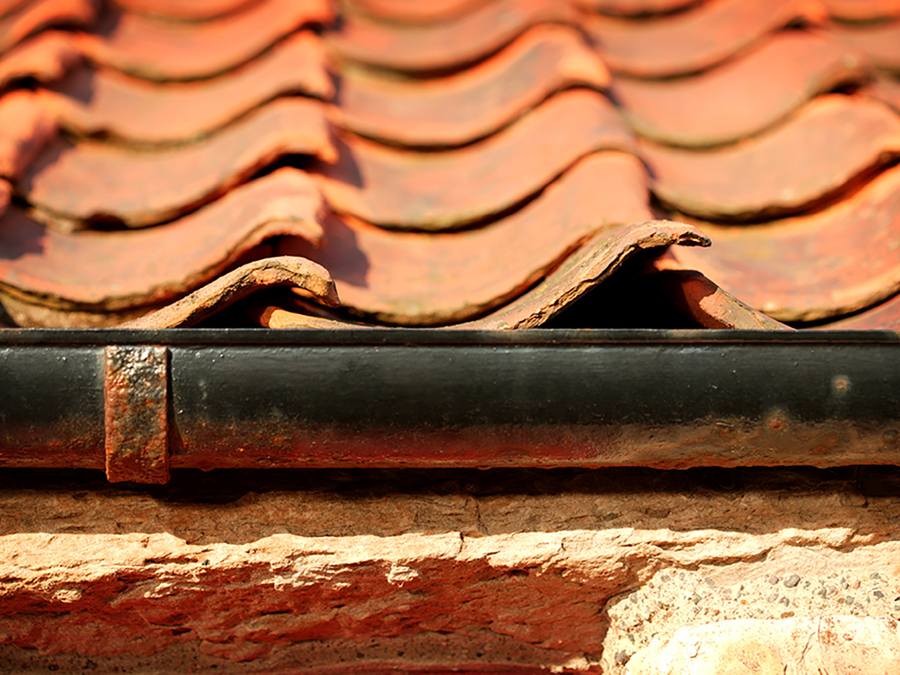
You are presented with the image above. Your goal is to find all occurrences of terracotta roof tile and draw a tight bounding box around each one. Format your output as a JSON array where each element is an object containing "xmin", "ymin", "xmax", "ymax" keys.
[
  {"xmin": 0, "ymin": 0, "xmax": 94, "ymax": 55},
  {"xmin": 668, "ymin": 164, "xmax": 900, "ymax": 322},
  {"xmin": 585, "ymin": 0, "xmax": 824, "ymax": 78},
  {"xmin": 50, "ymin": 32, "xmax": 332, "ymax": 145},
  {"xmin": 21, "ymin": 97, "xmax": 334, "ymax": 227},
  {"xmin": 613, "ymin": 31, "xmax": 868, "ymax": 148},
  {"xmin": 641, "ymin": 94, "xmax": 900, "ymax": 221},
  {"xmin": 0, "ymin": 168, "xmax": 324, "ymax": 322},
  {"xmin": 80, "ymin": 0, "xmax": 333, "ymax": 81},
  {"xmin": 110, "ymin": 0, "xmax": 259, "ymax": 22},
  {"xmin": 0, "ymin": 29, "xmax": 81, "ymax": 89},
  {"xmin": 2, "ymin": 0, "xmax": 900, "ymax": 330},
  {"xmin": 318, "ymin": 90, "xmax": 635, "ymax": 231},
  {"xmin": 275, "ymin": 153, "xmax": 650, "ymax": 325},
  {"xmin": 334, "ymin": 24, "xmax": 609, "ymax": 148},
  {"xmin": 330, "ymin": 0, "xmax": 579, "ymax": 74}
]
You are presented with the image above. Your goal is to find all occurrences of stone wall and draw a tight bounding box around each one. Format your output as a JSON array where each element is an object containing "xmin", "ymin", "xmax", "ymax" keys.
[{"xmin": 1, "ymin": 467, "xmax": 899, "ymax": 673}]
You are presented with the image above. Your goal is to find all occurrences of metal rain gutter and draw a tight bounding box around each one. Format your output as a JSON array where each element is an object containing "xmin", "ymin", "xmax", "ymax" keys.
[{"xmin": 1, "ymin": 328, "xmax": 899, "ymax": 484}]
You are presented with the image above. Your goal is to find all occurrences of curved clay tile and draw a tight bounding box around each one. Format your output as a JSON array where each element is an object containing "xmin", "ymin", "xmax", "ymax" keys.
[
  {"xmin": 122, "ymin": 256, "xmax": 338, "ymax": 329},
  {"xmin": 831, "ymin": 21, "xmax": 900, "ymax": 74},
  {"xmin": 0, "ymin": 168, "xmax": 325, "ymax": 316},
  {"xmin": 0, "ymin": 0, "xmax": 95, "ymax": 55},
  {"xmin": 329, "ymin": 0, "xmax": 579, "ymax": 74},
  {"xmin": 21, "ymin": 97, "xmax": 335, "ymax": 228},
  {"xmin": 0, "ymin": 1, "xmax": 28, "ymax": 19},
  {"xmin": 344, "ymin": 0, "xmax": 482, "ymax": 24},
  {"xmin": 866, "ymin": 77, "xmax": 900, "ymax": 113},
  {"xmin": 463, "ymin": 221, "xmax": 710, "ymax": 329},
  {"xmin": 667, "ymin": 164, "xmax": 900, "ymax": 323},
  {"xmin": 318, "ymin": 90, "xmax": 635, "ymax": 231},
  {"xmin": 821, "ymin": 0, "xmax": 900, "ymax": 22},
  {"xmin": 642, "ymin": 95, "xmax": 900, "ymax": 221},
  {"xmin": 613, "ymin": 31, "xmax": 868, "ymax": 148},
  {"xmin": 586, "ymin": 0, "xmax": 825, "ymax": 78},
  {"xmin": 111, "ymin": 0, "xmax": 259, "ymax": 22},
  {"xmin": 80, "ymin": 0, "xmax": 333, "ymax": 81},
  {"xmin": 571, "ymin": 0, "xmax": 699, "ymax": 16},
  {"xmin": 821, "ymin": 294, "xmax": 900, "ymax": 329},
  {"xmin": 0, "ymin": 30, "xmax": 82, "ymax": 90},
  {"xmin": 276, "ymin": 153, "xmax": 651, "ymax": 325},
  {"xmin": 51, "ymin": 33, "xmax": 332, "ymax": 146},
  {"xmin": 0, "ymin": 89, "xmax": 58, "ymax": 181},
  {"xmin": 335, "ymin": 25, "xmax": 609, "ymax": 148},
  {"xmin": 650, "ymin": 261, "xmax": 792, "ymax": 329}
]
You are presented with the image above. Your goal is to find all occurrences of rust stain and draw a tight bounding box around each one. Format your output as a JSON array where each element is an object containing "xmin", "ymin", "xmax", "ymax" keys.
[
  {"xmin": 123, "ymin": 256, "xmax": 339, "ymax": 329},
  {"xmin": 318, "ymin": 90, "xmax": 635, "ymax": 230},
  {"xmin": 0, "ymin": 168, "xmax": 324, "ymax": 314},
  {"xmin": 51, "ymin": 32, "xmax": 332, "ymax": 146},
  {"xmin": 614, "ymin": 32, "xmax": 869, "ymax": 148},
  {"xmin": 0, "ymin": 0, "xmax": 95, "ymax": 55},
  {"xmin": 21, "ymin": 97, "xmax": 335, "ymax": 227},
  {"xmin": 642, "ymin": 94, "xmax": 900, "ymax": 220},
  {"xmin": 586, "ymin": 0, "xmax": 825, "ymax": 78},
  {"xmin": 278, "ymin": 153, "xmax": 651, "ymax": 325},
  {"xmin": 335, "ymin": 25, "xmax": 609, "ymax": 148},
  {"xmin": 79, "ymin": 0, "xmax": 333, "ymax": 81},
  {"xmin": 104, "ymin": 344, "xmax": 169, "ymax": 484},
  {"xmin": 0, "ymin": 30, "xmax": 81, "ymax": 90},
  {"xmin": 669, "ymin": 163, "xmax": 900, "ymax": 323},
  {"xmin": 329, "ymin": 0, "xmax": 579, "ymax": 74}
]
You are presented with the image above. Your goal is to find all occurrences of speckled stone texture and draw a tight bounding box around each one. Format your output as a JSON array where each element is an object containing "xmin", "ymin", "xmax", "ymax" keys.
[{"xmin": 2, "ymin": 467, "xmax": 900, "ymax": 673}]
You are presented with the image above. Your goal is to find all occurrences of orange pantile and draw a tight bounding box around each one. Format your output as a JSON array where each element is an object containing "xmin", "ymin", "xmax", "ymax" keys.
[
  {"xmin": 822, "ymin": 294, "xmax": 900, "ymax": 329},
  {"xmin": 0, "ymin": 30, "xmax": 81, "ymax": 90},
  {"xmin": 642, "ymin": 95, "xmax": 900, "ymax": 220},
  {"xmin": 614, "ymin": 31, "xmax": 868, "ymax": 147},
  {"xmin": 0, "ymin": 0, "xmax": 95, "ymax": 55},
  {"xmin": 80, "ymin": 0, "xmax": 333, "ymax": 81},
  {"xmin": 277, "ymin": 153, "xmax": 651, "ymax": 325},
  {"xmin": 330, "ymin": 0, "xmax": 578, "ymax": 74},
  {"xmin": 344, "ymin": 0, "xmax": 481, "ymax": 24},
  {"xmin": 586, "ymin": 0, "xmax": 824, "ymax": 78},
  {"xmin": 0, "ymin": 168, "xmax": 324, "ymax": 319},
  {"xmin": 572, "ymin": 0, "xmax": 699, "ymax": 16},
  {"xmin": 0, "ymin": 89, "xmax": 58, "ymax": 181},
  {"xmin": 336, "ymin": 25, "xmax": 608, "ymax": 148},
  {"xmin": 669, "ymin": 164, "xmax": 900, "ymax": 322},
  {"xmin": 866, "ymin": 76, "xmax": 900, "ymax": 113},
  {"xmin": 51, "ymin": 32, "xmax": 331, "ymax": 145},
  {"xmin": 318, "ymin": 90, "xmax": 635, "ymax": 230},
  {"xmin": 112, "ymin": 0, "xmax": 259, "ymax": 22},
  {"xmin": 123, "ymin": 256, "xmax": 338, "ymax": 329},
  {"xmin": 821, "ymin": 0, "xmax": 900, "ymax": 21},
  {"xmin": 832, "ymin": 20, "xmax": 900, "ymax": 74},
  {"xmin": 461, "ymin": 221, "xmax": 709, "ymax": 329},
  {"xmin": 21, "ymin": 97, "xmax": 334, "ymax": 228}
]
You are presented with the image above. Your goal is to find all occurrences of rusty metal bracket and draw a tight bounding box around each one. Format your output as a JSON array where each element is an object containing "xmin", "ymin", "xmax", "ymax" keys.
[{"xmin": 104, "ymin": 345, "xmax": 169, "ymax": 484}]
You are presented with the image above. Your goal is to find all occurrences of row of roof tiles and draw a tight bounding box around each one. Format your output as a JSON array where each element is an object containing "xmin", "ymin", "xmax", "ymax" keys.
[{"xmin": 0, "ymin": 0, "xmax": 898, "ymax": 331}]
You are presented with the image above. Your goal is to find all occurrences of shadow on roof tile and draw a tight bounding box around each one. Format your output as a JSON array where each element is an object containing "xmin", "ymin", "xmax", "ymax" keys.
[
  {"xmin": 80, "ymin": 0, "xmax": 333, "ymax": 81},
  {"xmin": 641, "ymin": 94, "xmax": 900, "ymax": 220},
  {"xmin": 0, "ymin": 168, "xmax": 325, "ymax": 321},
  {"xmin": 669, "ymin": 163, "xmax": 900, "ymax": 322},
  {"xmin": 585, "ymin": 0, "xmax": 824, "ymax": 78},
  {"xmin": 278, "ymin": 153, "xmax": 651, "ymax": 325},
  {"xmin": 20, "ymin": 97, "xmax": 335, "ymax": 228},
  {"xmin": 51, "ymin": 32, "xmax": 332, "ymax": 146},
  {"xmin": 317, "ymin": 89, "xmax": 635, "ymax": 231},
  {"xmin": 573, "ymin": 0, "xmax": 700, "ymax": 17},
  {"xmin": 329, "ymin": 0, "xmax": 578, "ymax": 75},
  {"xmin": 335, "ymin": 25, "xmax": 608, "ymax": 149},
  {"xmin": 613, "ymin": 31, "xmax": 869, "ymax": 148},
  {"xmin": 0, "ymin": 30, "xmax": 81, "ymax": 90},
  {"xmin": 0, "ymin": 89, "xmax": 57, "ymax": 181},
  {"xmin": 0, "ymin": 0, "xmax": 95, "ymax": 55}
]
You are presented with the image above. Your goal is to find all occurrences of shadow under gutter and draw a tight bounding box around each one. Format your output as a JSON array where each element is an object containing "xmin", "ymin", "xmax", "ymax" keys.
[{"xmin": 1, "ymin": 328, "xmax": 899, "ymax": 484}]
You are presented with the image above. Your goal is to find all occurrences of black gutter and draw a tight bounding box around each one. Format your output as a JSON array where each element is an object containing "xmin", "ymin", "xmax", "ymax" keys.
[{"xmin": 1, "ymin": 329, "xmax": 899, "ymax": 483}]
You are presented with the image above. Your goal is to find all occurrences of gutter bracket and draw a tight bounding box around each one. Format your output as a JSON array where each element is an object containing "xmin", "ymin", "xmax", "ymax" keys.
[{"xmin": 104, "ymin": 345, "xmax": 170, "ymax": 484}]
